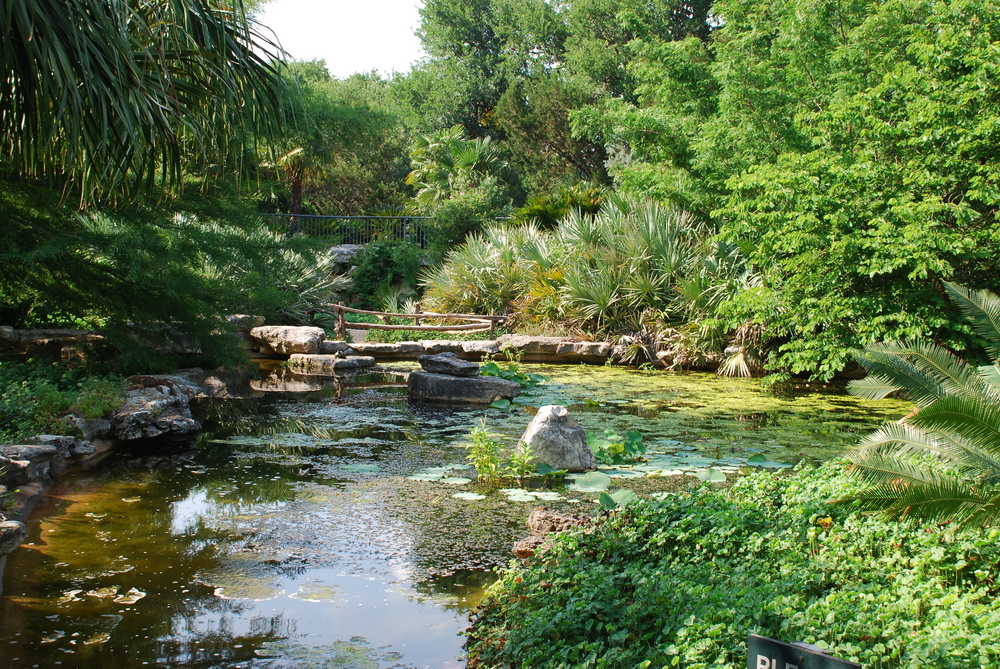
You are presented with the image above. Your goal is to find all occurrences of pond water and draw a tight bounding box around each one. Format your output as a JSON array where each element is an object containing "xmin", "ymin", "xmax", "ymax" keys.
[{"xmin": 0, "ymin": 364, "xmax": 909, "ymax": 668}]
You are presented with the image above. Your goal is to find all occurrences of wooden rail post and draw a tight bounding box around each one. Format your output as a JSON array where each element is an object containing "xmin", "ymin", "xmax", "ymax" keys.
[
  {"xmin": 489, "ymin": 317, "xmax": 497, "ymax": 340},
  {"xmin": 336, "ymin": 302, "xmax": 346, "ymax": 340},
  {"xmin": 414, "ymin": 302, "xmax": 421, "ymax": 327}
]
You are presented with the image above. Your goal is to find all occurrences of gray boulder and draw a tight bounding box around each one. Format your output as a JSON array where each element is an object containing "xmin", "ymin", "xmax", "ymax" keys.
[
  {"xmin": 418, "ymin": 352, "xmax": 480, "ymax": 377},
  {"xmin": 0, "ymin": 326, "xmax": 18, "ymax": 346},
  {"xmin": 351, "ymin": 341, "xmax": 423, "ymax": 357},
  {"xmin": 408, "ymin": 372, "xmax": 520, "ymax": 404},
  {"xmin": 250, "ymin": 326, "xmax": 325, "ymax": 355},
  {"xmin": 420, "ymin": 340, "xmax": 465, "ymax": 355},
  {"xmin": 227, "ymin": 314, "xmax": 266, "ymax": 332},
  {"xmin": 71, "ymin": 416, "xmax": 112, "ymax": 441},
  {"xmin": 520, "ymin": 405, "xmax": 597, "ymax": 473},
  {"xmin": 461, "ymin": 340, "xmax": 501, "ymax": 358},
  {"xmin": 0, "ymin": 520, "xmax": 26, "ymax": 557}
]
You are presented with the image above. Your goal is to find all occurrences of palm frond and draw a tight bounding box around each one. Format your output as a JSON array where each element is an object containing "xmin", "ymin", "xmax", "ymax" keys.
[
  {"xmin": 909, "ymin": 395, "xmax": 1000, "ymax": 456},
  {"xmin": 943, "ymin": 281, "xmax": 1000, "ymax": 359},
  {"xmin": 846, "ymin": 374, "xmax": 901, "ymax": 400}
]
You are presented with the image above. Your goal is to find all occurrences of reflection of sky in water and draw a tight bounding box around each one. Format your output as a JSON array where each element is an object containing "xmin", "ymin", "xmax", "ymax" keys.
[{"xmin": 0, "ymin": 366, "xmax": 910, "ymax": 668}]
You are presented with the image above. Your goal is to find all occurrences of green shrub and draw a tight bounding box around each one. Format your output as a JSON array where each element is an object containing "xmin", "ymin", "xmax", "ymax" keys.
[
  {"xmin": 33, "ymin": 384, "xmax": 73, "ymax": 417},
  {"xmin": 349, "ymin": 240, "xmax": 423, "ymax": 308},
  {"xmin": 468, "ymin": 463, "xmax": 1000, "ymax": 669},
  {"xmin": 74, "ymin": 378, "xmax": 125, "ymax": 419}
]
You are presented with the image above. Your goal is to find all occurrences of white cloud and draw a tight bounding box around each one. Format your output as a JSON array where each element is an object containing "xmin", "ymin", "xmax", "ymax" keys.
[{"xmin": 256, "ymin": 0, "xmax": 427, "ymax": 78}]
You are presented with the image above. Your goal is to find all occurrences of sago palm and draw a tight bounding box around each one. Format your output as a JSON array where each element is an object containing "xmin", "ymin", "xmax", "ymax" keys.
[{"xmin": 844, "ymin": 281, "xmax": 1000, "ymax": 527}]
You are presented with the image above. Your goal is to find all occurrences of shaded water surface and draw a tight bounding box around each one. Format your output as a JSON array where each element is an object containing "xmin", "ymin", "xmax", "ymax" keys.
[{"xmin": 0, "ymin": 365, "xmax": 908, "ymax": 668}]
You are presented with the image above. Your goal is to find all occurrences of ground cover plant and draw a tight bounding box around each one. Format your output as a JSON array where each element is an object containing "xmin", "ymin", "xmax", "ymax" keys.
[{"xmin": 467, "ymin": 463, "xmax": 1000, "ymax": 668}]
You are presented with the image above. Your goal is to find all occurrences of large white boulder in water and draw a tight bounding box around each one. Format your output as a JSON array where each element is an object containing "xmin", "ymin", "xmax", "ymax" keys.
[{"xmin": 520, "ymin": 405, "xmax": 597, "ymax": 473}]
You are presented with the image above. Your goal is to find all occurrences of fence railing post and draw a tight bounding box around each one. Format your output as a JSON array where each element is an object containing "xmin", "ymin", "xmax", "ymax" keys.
[{"xmin": 336, "ymin": 302, "xmax": 346, "ymax": 340}]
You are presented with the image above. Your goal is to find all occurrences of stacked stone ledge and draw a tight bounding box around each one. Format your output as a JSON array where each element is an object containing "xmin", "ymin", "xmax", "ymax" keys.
[{"xmin": 408, "ymin": 352, "xmax": 521, "ymax": 404}]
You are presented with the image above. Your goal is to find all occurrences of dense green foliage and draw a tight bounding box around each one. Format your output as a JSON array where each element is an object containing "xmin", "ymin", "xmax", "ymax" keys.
[
  {"xmin": 844, "ymin": 282, "xmax": 1000, "ymax": 527},
  {"xmin": 0, "ymin": 179, "xmax": 346, "ymax": 369},
  {"xmin": 0, "ymin": 361, "xmax": 124, "ymax": 442},
  {"xmin": 468, "ymin": 464, "xmax": 1000, "ymax": 668},
  {"xmin": 422, "ymin": 197, "xmax": 750, "ymax": 362}
]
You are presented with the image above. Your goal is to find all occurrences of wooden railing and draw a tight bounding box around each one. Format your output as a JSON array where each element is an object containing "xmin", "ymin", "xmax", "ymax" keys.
[{"xmin": 330, "ymin": 303, "xmax": 506, "ymax": 340}]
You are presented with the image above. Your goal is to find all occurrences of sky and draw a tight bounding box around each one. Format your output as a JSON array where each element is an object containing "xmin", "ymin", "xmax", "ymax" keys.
[{"xmin": 255, "ymin": 0, "xmax": 427, "ymax": 79}]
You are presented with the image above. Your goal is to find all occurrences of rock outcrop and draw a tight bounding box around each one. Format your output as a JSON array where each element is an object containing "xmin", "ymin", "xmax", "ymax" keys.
[
  {"xmin": 249, "ymin": 326, "xmax": 325, "ymax": 355},
  {"xmin": 512, "ymin": 508, "xmax": 591, "ymax": 559},
  {"xmin": 112, "ymin": 374, "xmax": 202, "ymax": 441},
  {"xmin": 0, "ymin": 445, "xmax": 62, "ymax": 481},
  {"xmin": 520, "ymin": 405, "xmax": 597, "ymax": 472}
]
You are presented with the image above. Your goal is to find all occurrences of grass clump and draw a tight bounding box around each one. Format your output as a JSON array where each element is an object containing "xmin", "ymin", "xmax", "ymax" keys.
[{"xmin": 468, "ymin": 463, "xmax": 1000, "ymax": 669}]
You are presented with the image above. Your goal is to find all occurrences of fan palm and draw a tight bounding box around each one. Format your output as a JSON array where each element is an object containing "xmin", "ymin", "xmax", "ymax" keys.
[
  {"xmin": 844, "ymin": 281, "xmax": 1000, "ymax": 527},
  {"xmin": 1, "ymin": 0, "xmax": 284, "ymax": 205}
]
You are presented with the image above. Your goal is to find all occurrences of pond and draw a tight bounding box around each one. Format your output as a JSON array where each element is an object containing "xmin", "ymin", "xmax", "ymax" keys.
[{"xmin": 0, "ymin": 364, "xmax": 909, "ymax": 668}]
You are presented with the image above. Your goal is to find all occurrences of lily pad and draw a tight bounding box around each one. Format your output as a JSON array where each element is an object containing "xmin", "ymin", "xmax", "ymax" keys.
[
  {"xmin": 452, "ymin": 492, "xmax": 487, "ymax": 501},
  {"xmin": 341, "ymin": 464, "xmax": 381, "ymax": 473},
  {"xmin": 603, "ymin": 470, "xmax": 644, "ymax": 479},
  {"xmin": 609, "ymin": 489, "xmax": 640, "ymax": 506},
  {"xmin": 406, "ymin": 474, "xmax": 443, "ymax": 482},
  {"xmin": 489, "ymin": 399, "xmax": 511, "ymax": 410},
  {"xmin": 694, "ymin": 468, "xmax": 728, "ymax": 482},
  {"xmin": 567, "ymin": 471, "xmax": 612, "ymax": 492},
  {"xmin": 440, "ymin": 477, "xmax": 472, "ymax": 485}
]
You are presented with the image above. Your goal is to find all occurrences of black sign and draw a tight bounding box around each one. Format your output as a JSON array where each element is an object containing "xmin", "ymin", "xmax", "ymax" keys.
[{"xmin": 747, "ymin": 635, "xmax": 862, "ymax": 669}]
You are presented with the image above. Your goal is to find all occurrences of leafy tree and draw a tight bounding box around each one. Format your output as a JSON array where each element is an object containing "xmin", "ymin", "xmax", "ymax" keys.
[
  {"xmin": 494, "ymin": 75, "xmax": 610, "ymax": 192},
  {"xmin": 262, "ymin": 63, "xmax": 411, "ymax": 219},
  {"xmin": 845, "ymin": 282, "xmax": 1000, "ymax": 528}
]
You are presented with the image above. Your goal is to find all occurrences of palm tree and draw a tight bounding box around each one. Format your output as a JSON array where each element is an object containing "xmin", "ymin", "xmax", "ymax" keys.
[
  {"xmin": 405, "ymin": 125, "xmax": 507, "ymax": 207},
  {"xmin": 0, "ymin": 0, "xmax": 285, "ymax": 205},
  {"xmin": 844, "ymin": 281, "xmax": 1000, "ymax": 527}
]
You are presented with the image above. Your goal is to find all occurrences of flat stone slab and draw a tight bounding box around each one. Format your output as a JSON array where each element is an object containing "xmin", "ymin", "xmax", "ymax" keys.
[
  {"xmin": 418, "ymin": 352, "xmax": 480, "ymax": 377},
  {"xmin": 461, "ymin": 340, "xmax": 500, "ymax": 357},
  {"xmin": 351, "ymin": 342, "xmax": 423, "ymax": 356},
  {"xmin": 320, "ymin": 340, "xmax": 355, "ymax": 355},
  {"xmin": 288, "ymin": 354, "xmax": 377, "ymax": 374},
  {"xmin": 420, "ymin": 340, "xmax": 465, "ymax": 354},
  {"xmin": 408, "ymin": 371, "xmax": 520, "ymax": 404},
  {"xmin": 250, "ymin": 325, "xmax": 325, "ymax": 355},
  {"xmin": 0, "ymin": 445, "xmax": 60, "ymax": 480}
]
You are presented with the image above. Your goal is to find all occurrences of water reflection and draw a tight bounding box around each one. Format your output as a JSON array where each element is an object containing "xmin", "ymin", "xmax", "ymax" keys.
[{"xmin": 0, "ymin": 365, "xmax": 909, "ymax": 668}]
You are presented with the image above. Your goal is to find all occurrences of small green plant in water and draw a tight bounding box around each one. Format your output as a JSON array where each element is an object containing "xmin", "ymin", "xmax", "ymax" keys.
[
  {"xmin": 587, "ymin": 428, "xmax": 646, "ymax": 465},
  {"xmin": 466, "ymin": 420, "xmax": 505, "ymax": 483},
  {"xmin": 505, "ymin": 441, "xmax": 535, "ymax": 484}
]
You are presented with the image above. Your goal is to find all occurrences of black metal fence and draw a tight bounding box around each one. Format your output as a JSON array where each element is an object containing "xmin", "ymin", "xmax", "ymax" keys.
[{"xmin": 260, "ymin": 214, "xmax": 431, "ymax": 248}]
